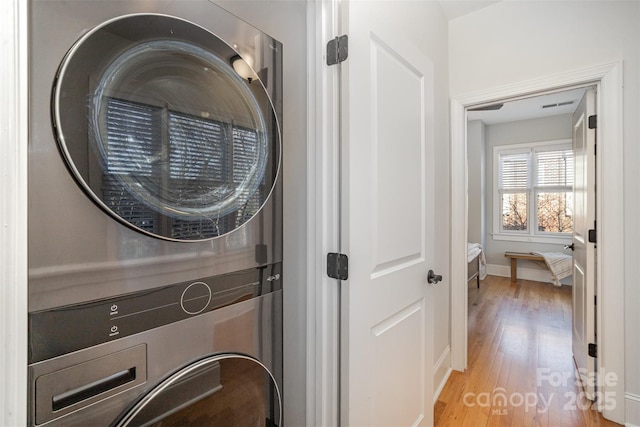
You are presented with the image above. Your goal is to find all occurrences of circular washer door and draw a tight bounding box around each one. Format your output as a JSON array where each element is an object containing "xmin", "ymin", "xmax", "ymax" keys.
[
  {"xmin": 53, "ymin": 14, "xmax": 281, "ymax": 241},
  {"xmin": 114, "ymin": 354, "xmax": 281, "ymax": 426}
]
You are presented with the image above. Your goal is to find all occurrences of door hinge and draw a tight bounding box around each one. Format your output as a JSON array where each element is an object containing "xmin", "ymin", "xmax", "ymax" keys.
[
  {"xmin": 588, "ymin": 221, "xmax": 597, "ymax": 243},
  {"xmin": 327, "ymin": 252, "xmax": 349, "ymax": 280},
  {"xmin": 327, "ymin": 35, "xmax": 348, "ymax": 66},
  {"xmin": 588, "ymin": 115, "xmax": 597, "ymax": 129},
  {"xmin": 588, "ymin": 343, "xmax": 597, "ymax": 358}
]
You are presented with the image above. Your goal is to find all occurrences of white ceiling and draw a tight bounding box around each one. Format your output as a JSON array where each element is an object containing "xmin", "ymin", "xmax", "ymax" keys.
[
  {"xmin": 438, "ymin": 0, "xmax": 502, "ymax": 21},
  {"xmin": 466, "ymin": 88, "xmax": 587, "ymax": 125}
]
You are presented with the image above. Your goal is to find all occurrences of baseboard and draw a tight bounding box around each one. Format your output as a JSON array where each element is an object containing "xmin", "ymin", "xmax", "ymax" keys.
[
  {"xmin": 485, "ymin": 263, "xmax": 572, "ymax": 285},
  {"xmin": 625, "ymin": 393, "xmax": 640, "ymax": 427},
  {"xmin": 433, "ymin": 345, "xmax": 452, "ymax": 401}
]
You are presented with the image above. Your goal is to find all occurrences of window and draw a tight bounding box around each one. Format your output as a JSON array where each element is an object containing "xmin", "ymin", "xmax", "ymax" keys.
[{"xmin": 494, "ymin": 140, "xmax": 573, "ymax": 241}]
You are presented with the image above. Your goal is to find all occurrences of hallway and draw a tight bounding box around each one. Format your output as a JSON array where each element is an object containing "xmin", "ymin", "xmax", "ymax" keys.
[{"xmin": 435, "ymin": 276, "xmax": 620, "ymax": 426}]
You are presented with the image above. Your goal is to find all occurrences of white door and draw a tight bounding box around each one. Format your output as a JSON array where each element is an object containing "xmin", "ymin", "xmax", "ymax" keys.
[
  {"xmin": 571, "ymin": 87, "xmax": 597, "ymax": 399},
  {"xmin": 340, "ymin": 1, "xmax": 436, "ymax": 425}
]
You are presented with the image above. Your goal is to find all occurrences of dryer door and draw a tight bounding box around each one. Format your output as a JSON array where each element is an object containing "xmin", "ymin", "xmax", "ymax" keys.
[
  {"xmin": 53, "ymin": 14, "xmax": 281, "ymax": 241},
  {"xmin": 114, "ymin": 354, "xmax": 281, "ymax": 426}
]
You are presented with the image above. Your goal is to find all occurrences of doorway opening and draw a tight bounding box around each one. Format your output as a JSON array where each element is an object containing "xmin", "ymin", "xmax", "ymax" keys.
[
  {"xmin": 465, "ymin": 85, "xmax": 593, "ymax": 404},
  {"xmin": 449, "ymin": 63, "xmax": 625, "ymax": 423},
  {"xmin": 465, "ymin": 87, "xmax": 586, "ymax": 287}
]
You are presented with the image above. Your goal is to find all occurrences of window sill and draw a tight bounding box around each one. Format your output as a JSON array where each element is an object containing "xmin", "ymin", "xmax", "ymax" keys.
[{"xmin": 491, "ymin": 233, "xmax": 571, "ymax": 245}]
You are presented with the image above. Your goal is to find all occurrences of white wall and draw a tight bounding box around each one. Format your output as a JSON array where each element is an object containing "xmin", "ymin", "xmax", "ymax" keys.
[
  {"xmin": 467, "ymin": 120, "xmax": 485, "ymax": 247},
  {"xmin": 214, "ymin": 2, "xmax": 309, "ymax": 425},
  {"xmin": 450, "ymin": 0, "xmax": 640, "ymax": 423}
]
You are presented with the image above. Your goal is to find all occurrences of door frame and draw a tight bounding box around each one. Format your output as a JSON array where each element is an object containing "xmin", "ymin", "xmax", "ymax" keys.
[
  {"xmin": 0, "ymin": 0, "xmax": 29, "ymax": 425},
  {"xmin": 449, "ymin": 62, "xmax": 625, "ymax": 423},
  {"xmin": 306, "ymin": 0, "xmax": 342, "ymax": 426}
]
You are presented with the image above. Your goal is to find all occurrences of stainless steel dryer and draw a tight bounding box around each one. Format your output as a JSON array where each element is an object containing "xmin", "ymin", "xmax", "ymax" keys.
[{"xmin": 27, "ymin": 1, "xmax": 282, "ymax": 425}]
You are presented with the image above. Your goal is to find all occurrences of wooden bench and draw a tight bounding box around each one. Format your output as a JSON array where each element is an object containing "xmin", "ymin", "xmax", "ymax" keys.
[{"xmin": 504, "ymin": 251, "xmax": 545, "ymax": 284}]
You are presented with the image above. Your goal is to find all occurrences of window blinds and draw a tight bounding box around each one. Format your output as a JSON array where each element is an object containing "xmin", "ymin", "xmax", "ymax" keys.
[
  {"xmin": 499, "ymin": 148, "xmax": 573, "ymax": 190},
  {"xmin": 498, "ymin": 152, "xmax": 529, "ymax": 190},
  {"xmin": 535, "ymin": 149, "xmax": 573, "ymax": 187},
  {"xmin": 102, "ymin": 97, "xmax": 262, "ymax": 238}
]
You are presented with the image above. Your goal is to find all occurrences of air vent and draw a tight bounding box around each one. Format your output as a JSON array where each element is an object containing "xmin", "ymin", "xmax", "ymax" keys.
[{"xmin": 542, "ymin": 100, "xmax": 575, "ymax": 109}]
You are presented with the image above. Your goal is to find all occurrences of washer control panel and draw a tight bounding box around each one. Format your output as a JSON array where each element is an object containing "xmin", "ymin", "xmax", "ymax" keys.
[
  {"xmin": 29, "ymin": 263, "xmax": 282, "ymax": 363},
  {"xmin": 180, "ymin": 282, "xmax": 212, "ymax": 315}
]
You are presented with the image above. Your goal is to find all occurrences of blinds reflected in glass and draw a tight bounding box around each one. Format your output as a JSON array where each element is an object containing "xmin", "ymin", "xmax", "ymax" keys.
[
  {"xmin": 233, "ymin": 127, "xmax": 263, "ymax": 224},
  {"xmin": 104, "ymin": 98, "xmax": 160, "ymax": 177},
  {"xmin": 103, "ymin": 99, "xmax": 161, "ymax": 234},
  {"xmin": 102, "ymin": 97, "xmax": 265, "ymax": 239},
  {"xmin": 169, "ymin": 112, "xmax": 227, "ymax": 182}
]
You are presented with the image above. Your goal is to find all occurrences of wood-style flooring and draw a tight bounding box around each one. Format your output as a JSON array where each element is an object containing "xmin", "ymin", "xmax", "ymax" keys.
[{"xmin": 434, "ymin": 275, "xmax": 621, "ymax": 427}]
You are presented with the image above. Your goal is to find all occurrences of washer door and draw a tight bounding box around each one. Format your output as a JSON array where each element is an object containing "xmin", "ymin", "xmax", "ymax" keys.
[
  {"xmin": 114, "ymin": 354, "xmax": 281, "ymax": 427},
  {"xmin": 53, "ymin": 14, "xmax": 280, "ymax": 241}
]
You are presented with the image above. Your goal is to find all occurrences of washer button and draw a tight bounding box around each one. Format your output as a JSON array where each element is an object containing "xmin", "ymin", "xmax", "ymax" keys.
[{"xmin": 180, "ymin": 282, "xmax": 212, "ymax": 315}]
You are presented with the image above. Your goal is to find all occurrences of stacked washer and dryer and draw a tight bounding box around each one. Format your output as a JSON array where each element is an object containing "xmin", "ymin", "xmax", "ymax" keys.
[{"xmin": 28, "ymin": 1, "xmax": 283, "ymax": 425}]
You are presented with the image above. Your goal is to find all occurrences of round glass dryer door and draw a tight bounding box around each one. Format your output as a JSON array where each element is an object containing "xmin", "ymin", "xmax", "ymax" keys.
[
  {"xmin": 53, "ymin": 14, "xmax": 281, "ymax": 241},
  {"xmin": 114, "ymin": 354, "xmax": 281, "ymax": 426}
]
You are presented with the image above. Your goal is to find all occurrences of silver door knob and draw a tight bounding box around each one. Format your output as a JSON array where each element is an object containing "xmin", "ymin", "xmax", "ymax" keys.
[{"xmin": 427, "ymin": 270, "xmax": 443, "ymax": 284}]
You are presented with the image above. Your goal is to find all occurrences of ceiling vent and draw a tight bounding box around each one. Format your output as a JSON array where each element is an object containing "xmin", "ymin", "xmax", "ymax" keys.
[{"xmin": 542, "ymin": 100, "xmax": 575, "ymax": 109}]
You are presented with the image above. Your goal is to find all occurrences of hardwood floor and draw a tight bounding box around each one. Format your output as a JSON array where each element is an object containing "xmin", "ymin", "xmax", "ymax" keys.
[{"xmin": 434, "ymin": 275, "xmax": 621, "ymax": 427}]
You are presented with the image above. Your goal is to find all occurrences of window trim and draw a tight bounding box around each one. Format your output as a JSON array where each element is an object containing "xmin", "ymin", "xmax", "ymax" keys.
[{"xmin": 492, "ymin": 139, "xmax": 573, "ymax": 243}]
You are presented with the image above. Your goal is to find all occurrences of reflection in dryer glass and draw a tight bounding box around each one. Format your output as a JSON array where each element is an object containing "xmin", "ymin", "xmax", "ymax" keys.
[
  {"xmin": 102, "ymin": 97, "xmax": 265, "ymax": 240},
  {"xmin": 118, "ymin": 356, "xmax": 280, "ymax": 427}
]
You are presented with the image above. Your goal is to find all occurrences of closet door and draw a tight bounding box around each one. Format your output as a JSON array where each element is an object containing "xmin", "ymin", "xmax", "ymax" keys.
[{"xmin": 340, "ymin": 1, "xmax": 437, "ymax": 424}]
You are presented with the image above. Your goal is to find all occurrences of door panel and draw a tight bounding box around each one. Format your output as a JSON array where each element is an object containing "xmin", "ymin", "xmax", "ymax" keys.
[
  {"xmin": 573, "ymin": 262, "xmax": 586, "ymax": 340},
  {"xmin": 370, "ymin": 300, "xmax": 426, "ymax": 426},
  {"xmin": 371, "ymin": 36, "xmax": 425, "ymax": 274},
  {"xmin": 572, "ymin": 87, "xmax": 596, "ymax": 399},
  {"xmin": 342, "ymin": 1, "xmax": 435, "ymax": 425}
]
